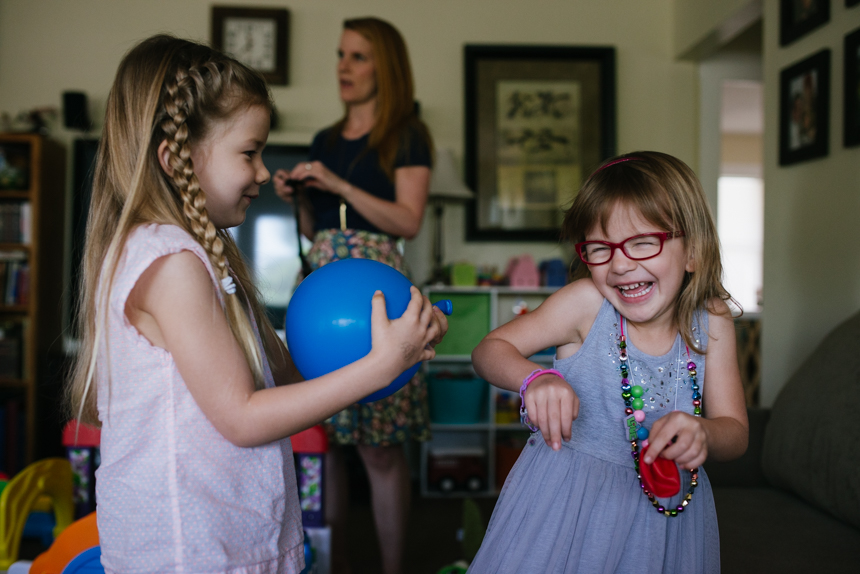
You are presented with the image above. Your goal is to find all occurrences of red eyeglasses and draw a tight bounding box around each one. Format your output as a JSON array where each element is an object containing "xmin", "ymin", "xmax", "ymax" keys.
[{"xmin": 575, "ymin": 231, "xmax": 685, "ymax": 265}]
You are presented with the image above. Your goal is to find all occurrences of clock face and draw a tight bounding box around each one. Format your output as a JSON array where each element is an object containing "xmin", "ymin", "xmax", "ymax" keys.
[{"xmin": 223, "ymin": 17, "xmax": 277, "ymax": 72}]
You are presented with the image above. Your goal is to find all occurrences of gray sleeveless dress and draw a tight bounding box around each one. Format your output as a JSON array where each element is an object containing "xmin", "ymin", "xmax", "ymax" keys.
[{"xmin": 468, "ymin": 299, "xmax": 720, "ymax": 574}]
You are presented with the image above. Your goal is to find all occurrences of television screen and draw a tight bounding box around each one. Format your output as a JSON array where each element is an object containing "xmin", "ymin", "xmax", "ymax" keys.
[{"xmin": 68, "ymin": 139, "xmax": 310, "ymax": 337}]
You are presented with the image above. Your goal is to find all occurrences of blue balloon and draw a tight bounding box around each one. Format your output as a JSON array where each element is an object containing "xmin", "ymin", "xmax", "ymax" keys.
[{"xmin": 285, "ymin": 258, "xmax": 420, "ymax": 403}]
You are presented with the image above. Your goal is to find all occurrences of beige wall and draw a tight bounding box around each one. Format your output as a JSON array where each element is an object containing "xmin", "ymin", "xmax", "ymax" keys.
[
  {"xmin": 674, "ymin": 0, "xmax": 761, "ymax": 59},
  {"xmin": 0, "ymin": 0, "xmax": 698, "ymax": 283},
  {"xmin": 760, "ymin": 0, "xmax": 860, "ymax": 405}
]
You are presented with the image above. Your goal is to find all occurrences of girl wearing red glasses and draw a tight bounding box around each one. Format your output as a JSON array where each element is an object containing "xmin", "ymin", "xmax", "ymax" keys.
[{"xmin": 468, "ymin": 151, "xmax": 748, "ymax": 573}]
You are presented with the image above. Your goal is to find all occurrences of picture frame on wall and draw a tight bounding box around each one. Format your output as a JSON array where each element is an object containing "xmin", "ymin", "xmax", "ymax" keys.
[
  {"xmin": 845, "ymin": 28, "xmax": 860, "ymax": 147},
  {"xmin": 211, "ymin": 6, "xmax": 290, "ymax": 85},
  {"xmin": 780, "ymin": 0, "xmax": 830, "ymax": 46},
  {"xmin": 779, "ymin": 49, "xmax": 830, "ymax": 165},
  {"xmin": 464, "ymin": 45, "xmax": 616, "ymax": 241}
]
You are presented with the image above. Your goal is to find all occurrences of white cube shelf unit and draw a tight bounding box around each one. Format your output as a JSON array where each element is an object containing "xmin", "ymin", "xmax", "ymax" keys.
[{"xmin": 420, "ymin": 286, "xmax": 558, "ymax": 497}]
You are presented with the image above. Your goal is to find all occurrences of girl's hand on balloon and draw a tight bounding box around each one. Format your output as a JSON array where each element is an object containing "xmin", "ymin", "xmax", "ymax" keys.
[
  {"xmin": 273, "ymin": 169, "xmax": 296, "ymax": 203},
  {"xmin": 644, "ymin": 411, "xmax": 709, "ymax": 469},
  {"xmin": 428, "ymin": 304, "xmax": 449, "ymax": 348},
  {"xmin": 369, "ymin": 286, "xmax": 438, "ymax": 373},
  {"xmin": 289, "ymin": 161, "xmax": 351, "ymax": 197}
]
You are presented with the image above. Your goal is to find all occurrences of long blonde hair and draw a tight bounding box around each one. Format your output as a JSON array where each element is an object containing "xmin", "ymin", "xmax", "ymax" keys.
[
  {"xmin": 68, "ymin": 34, "xmax": 281, "ymax": 425},
  {"xmin": 561, "ymin": 151, "xmax": 734, "ymax": 353},
  {"xmin": 331, "ymin": 17, "xmax": 433, "ymax": 179}
]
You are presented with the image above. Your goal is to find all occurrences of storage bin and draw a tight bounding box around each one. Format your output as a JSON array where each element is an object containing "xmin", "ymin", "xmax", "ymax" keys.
[
  {"xmin": 428, "ymin": 292, "xmax": 490, "ymax": 356},
  {"xmin": 428, "ymin": 374, "xmax": 487, "ymax": 424},
  {"xmin": 496, "ymin": 433, "xmax": 529, "ymax": 487}
]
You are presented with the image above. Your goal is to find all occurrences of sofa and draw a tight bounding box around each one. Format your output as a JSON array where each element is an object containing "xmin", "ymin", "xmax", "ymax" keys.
[{"xmin": 707, "ymin": 311, "xmax": 860, "ymax": 573}]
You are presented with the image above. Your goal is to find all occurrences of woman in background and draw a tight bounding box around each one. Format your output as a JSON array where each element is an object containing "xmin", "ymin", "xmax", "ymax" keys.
[{"xmin": 273, "ymin": 17, "xmax": 433, "ymax": 574}]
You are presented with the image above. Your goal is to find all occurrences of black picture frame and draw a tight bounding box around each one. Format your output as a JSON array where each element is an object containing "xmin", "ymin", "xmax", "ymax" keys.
[
  {"xmin": 211, "ymin": 6, "xmax": 289, "ymax": 85},
  {"xmin": 780, "ymin": 0, "xmax": 830, "ymax": 46},
  {"xmin": 464, "ymin": 45, "xmax": 616, "ymax": 241},
  {"xmin": 779, "ymin": 49, "xmax": 831, "ymax": 165},
  {"xmin": 845, "ymin": 28, "xmax": 860, "ymax": 147}
]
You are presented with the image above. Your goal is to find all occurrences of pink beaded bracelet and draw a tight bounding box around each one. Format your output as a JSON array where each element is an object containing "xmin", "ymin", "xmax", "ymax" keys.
[{"xmin": 518, "ymin": 368, "xmax": 565, "ymax": 432}]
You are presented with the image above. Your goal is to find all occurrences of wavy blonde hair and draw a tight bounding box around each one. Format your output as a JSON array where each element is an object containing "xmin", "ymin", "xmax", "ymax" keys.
[
  {"xmin": 561, "ymin": 151, "xmax": 735, "ymax": 353},
  {"xmin": 67, "ymin": 35, "xmax": 281, "ymax": 426},
  {"xmin": 330, "ymin": 17, "xmax": 433, "ymax": 179}
]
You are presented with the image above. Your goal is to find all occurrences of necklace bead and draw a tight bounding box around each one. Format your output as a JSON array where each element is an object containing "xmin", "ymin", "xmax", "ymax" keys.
[{"xmin": 617, "ymin": 314, "xmax": 701, "ymax": 517}]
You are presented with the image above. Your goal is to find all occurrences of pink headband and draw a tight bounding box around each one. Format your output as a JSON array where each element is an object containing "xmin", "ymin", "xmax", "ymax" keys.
[{"xmin": 596, "ymin": 157, "xmax": 642, "ymax": 173}]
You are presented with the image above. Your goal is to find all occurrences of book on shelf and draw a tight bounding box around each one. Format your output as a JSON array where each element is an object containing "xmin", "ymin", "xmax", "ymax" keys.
[
  {"xmin": 0, "ymin": 321, "xmax": 22, "ymax": 378},
  {"xmin": 0, "ymin": 251, "xmax": 29, "ymax": 306},
  {"xmin": 0, "ymin": 202, "xmax": 31, "ymax": 244}
]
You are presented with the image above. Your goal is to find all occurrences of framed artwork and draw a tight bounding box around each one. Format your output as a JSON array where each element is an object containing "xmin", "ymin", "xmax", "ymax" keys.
[
  {"xmin": 211, "ymin": 6, "xmax": 290, "ymax": 85},
  {"xmin": 780, "ymin": 0, "xmax": 830, "ymax": 46},
  {"xmin": 846, "ymin": 28, "xmax": 860, "ymax": 147},
  {"xmin": 779, "ymin": 49, "xmax": 830, "ymax": 165},
  {"xmin": 464, "ymin": 45, "xmax": 615, "ymax": 241}
]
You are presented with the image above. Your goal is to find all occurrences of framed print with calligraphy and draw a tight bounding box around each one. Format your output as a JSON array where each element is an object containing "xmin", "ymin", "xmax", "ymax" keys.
[{"xmin": 464, "ymin": 45, "xmax": 615, "ymax": 241}]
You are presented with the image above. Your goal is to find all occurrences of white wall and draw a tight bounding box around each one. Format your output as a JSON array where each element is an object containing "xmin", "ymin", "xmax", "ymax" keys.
[
  {"xmin": 760, "ymin": 1, "xmax": 860, "ymax": 406},
  {"xmin": 674, "ymin": 0, "xmax": 759, "ymax": 58},
  {"xmin": 698, "ymin": 50, "xmax": 763, "ymax": 215},
  {"xmin": 0, "ymin": 0, "xmax": 698, "ymax": 284}
]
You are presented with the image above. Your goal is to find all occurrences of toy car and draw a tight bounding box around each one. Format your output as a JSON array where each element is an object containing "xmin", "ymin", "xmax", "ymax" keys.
[{"xmin": 427, "ymin": 447, "xmax": 487, "ymax": 494}]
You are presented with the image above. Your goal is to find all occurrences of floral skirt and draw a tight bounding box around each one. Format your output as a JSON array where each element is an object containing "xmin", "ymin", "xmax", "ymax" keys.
[{"xmin": 305, "ymin": 229, "xmax": 431, "ymax": 447}]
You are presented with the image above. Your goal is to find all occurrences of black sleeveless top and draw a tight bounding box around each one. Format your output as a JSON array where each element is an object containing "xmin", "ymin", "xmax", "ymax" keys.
[{"xmin": 306, "ymin": 126, "xmax": 432, "ymax": 234}]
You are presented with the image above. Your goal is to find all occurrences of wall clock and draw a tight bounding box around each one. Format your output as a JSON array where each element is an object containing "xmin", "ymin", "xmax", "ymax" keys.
[{"xmin": 211, "ymin": 6, "xmax": 289, "ymax": 85}]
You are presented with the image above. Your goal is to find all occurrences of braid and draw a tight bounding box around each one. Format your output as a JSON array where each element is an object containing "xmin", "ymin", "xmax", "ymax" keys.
[
  {"xmin": 160, "ymin": 65, "xmax": 230, "ymax": 284},
  {"xmin": 157, "ymin": 59, "xmax": 265, "ymax": 388}
]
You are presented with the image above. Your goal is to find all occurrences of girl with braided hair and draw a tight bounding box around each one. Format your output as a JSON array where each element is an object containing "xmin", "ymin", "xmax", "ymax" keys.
[{"xmin": 66, "ymin": 34, "xmax": 447, "ymax": 573}]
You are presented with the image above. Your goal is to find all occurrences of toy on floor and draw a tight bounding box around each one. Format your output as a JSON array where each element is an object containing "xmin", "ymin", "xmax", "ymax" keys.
[
  {"xmin": 285, "ymin": 258, "xmax": 452, "ymax": 403},
  {"xmin": 62, "ymin": 421, "xmax": 101, "ymax": 519},
  {"xmin": 292, "ymin": 425, "xmax": 329, "ymax": 528},
  {"xmin": 435, "ymin": 498, "xmax": 486, "ymax": 574},
  {"xmin": 28, "ymin": 511, "xmax": 101, "ymax": 574},
  {"xmin": 0, "ymin": 459, "xmax": 74, "ymax": 568},
  {"xmin": 297, "ymin": 530, "xmax": 315, "ymax": 574}
]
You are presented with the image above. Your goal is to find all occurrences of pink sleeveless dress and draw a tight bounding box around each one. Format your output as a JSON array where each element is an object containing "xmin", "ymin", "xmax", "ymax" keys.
[{"xmin": 95, "ymin": 224, "xmax": 303, "ymax": 573}]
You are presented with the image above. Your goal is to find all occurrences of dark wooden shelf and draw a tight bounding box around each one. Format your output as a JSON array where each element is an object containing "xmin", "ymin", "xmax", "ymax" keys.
[
  {"xmin": 0, "ymin": 191, "xmax": 31, "ymax": 199},
  {"xmin": 0, "ymin": 133, "xmax": 66, "ymax": 469},
  {"xmin": 0, "ymin": 377, "xmax": 28, "ymax": 389},
  {"xmin": 0, "ymin": 305, "xmax": 29, "ymax": 313},
  {"xmin": 0, "ymin": 244, "xmax": 30, "ymax": 252}
]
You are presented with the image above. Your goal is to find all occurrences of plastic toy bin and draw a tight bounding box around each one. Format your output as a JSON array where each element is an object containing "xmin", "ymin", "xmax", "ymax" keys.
[
  {"xmin": 428, "ymin": 373, "xmax": 488, "ymax": 424},
  {"xmin": 428, "ymin": 292, "xmax": 490, "ymax": 356}
]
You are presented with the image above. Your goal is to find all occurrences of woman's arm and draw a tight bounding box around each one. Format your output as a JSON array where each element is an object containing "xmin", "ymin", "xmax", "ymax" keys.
[
  {"xmin": 126, "ymin": 251, "xmax": 442, "ymax": 447},
  {"xmin": 288, "ymin": 161, "xmax": 430, "ymax": 239},
  {"xmin": 643, "ymin": 301, "xmax": 749, "ymax": 467}
]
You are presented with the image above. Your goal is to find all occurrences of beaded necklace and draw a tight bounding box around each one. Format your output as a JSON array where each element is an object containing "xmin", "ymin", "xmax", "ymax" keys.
[{"xmin": 617, "ymin": 315, "xmax": 701, "ymax": 517}]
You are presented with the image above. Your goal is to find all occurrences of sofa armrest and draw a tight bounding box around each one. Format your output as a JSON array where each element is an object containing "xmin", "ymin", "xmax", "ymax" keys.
[{"xmin": 705, "ymin": 407, "xmax": 770, "ymax": 488}]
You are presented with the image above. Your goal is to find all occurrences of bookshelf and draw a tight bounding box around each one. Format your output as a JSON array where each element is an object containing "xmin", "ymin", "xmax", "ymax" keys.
[
  {"xmin": 0, "ymin": 133, "xmax": 66, "ymax": 474},
  {"xmin": 419, "ymin": 286, "xmax": 558, "ymax": 497}
]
